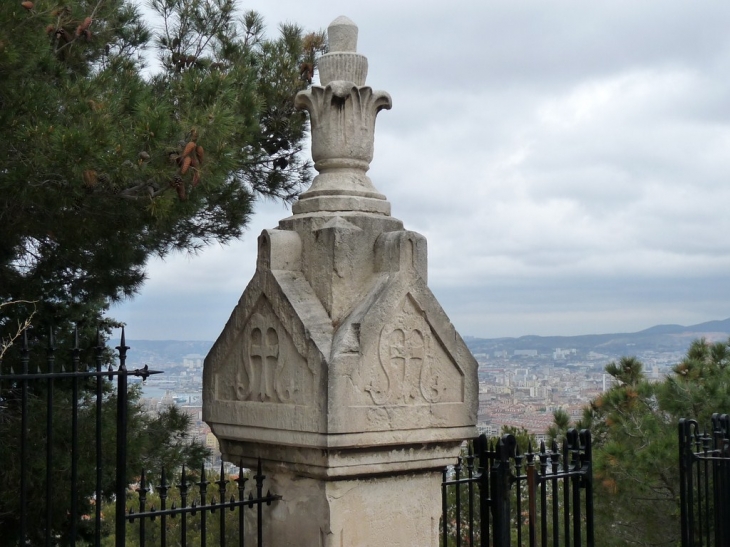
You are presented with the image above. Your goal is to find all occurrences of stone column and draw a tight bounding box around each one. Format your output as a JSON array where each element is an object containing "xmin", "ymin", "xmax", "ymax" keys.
[{"xmin": 203, "ymin": 16, "xmax": 477, "ymax": 547}]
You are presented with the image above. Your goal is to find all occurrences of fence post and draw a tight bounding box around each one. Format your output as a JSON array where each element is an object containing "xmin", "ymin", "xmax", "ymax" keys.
[
  {"xmin": 567, "ymin": 429, "xmax": 582, "ymax": 547},
  {"xmin": 491, "ymin": 434, "xmax": 515, "ymax": 547},
  {"xmin": 19, "ymin": 330, "xmax": 30, "ymax": 546},
  {"xmin": 476, "ymin": 434, "xmax": 490, "ymax": 547},
  {"xmin": 580, "ymin": 429, "xmax": 594, "ymax": 547},
  {"xmin": 525, "ymin": 444, "xmax": 536, "ymax": 547},
  {"xmin": 678, "ymin": 418, "xmax": 695, "ymax": 547},
  {"xmin": 115, "ymin": 329, "xmax": 129, "ymax": 547},
  {"xmin": 45, "ymin": 328, "xmax": 56, "ymax": 547},
  {"xmin": 713, "ymin": 414, "xmax": 730, "ymax": 546}
]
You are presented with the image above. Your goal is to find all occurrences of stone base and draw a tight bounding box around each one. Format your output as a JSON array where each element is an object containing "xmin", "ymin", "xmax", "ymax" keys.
[{"xmin": 264, "ymin": 468, "xmax": 442, "ymax": 547}]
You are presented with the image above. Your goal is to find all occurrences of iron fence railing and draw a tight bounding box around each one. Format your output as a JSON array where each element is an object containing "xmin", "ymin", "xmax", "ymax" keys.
[
  {"xmin": 126, "ymin": 459, "xmax": 280, "ymax": 547},
  {"xmin": 441, "ymin": 429, "xmax": 594, "ymax": 547},
  {"xmin": 0, "ymin": 328, "xmax": 279, "ymax": 546},
  {"xmin": 679, "ymin": 413, "xmax": 730, "ymax": 547}
]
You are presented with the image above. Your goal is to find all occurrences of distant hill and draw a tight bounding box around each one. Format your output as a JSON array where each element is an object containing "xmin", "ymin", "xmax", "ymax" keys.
[
  {"xmin": 464, "ymin": 317, "xmax": 730, "ymax": 357},
  {"xmin": 123, "ymin": 318, "xmax": 730, "ymax": 366}
]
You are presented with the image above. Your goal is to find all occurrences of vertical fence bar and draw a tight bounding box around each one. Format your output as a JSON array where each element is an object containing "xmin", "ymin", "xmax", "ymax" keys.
[
  {"xmin": 551, "ymin": 442, "xmax": 560, "ymax": 547},
  {"xmin": 491, "ymin": 435, "xmax": 513, "ymax": 547},
  {"xmin": 569, "ymin": 430, "xmax": 581, "ymax": 547},
  {"xmin": 526, "ymin": 444, "xmax": 537, "ymax": 547},
  {"xmin": 698, "ymin": 429, "xmax": 708, "ymax": 547},
  {"xmin": 467, "ymin": 444, "xmax": 475, "ymax": 547},
  {"xmin": 693, "ymin": 429, "xmax": 703, "ymax": 547},
  {"xmin": 713, "ymin": 415, "xmax": 724, "ymax": 547},
  {"xmin": 45, "ymin": 328, "xmax": 55, "ymax": 547},
  {"xmin": 217, "ymin": 461, "xmax": 227, "ymax": 547},
  {"xmin": 442, "ymin": 468, "xmax": 449, "ymax": 547},
  {"xmin": 515, "ymin": 446, "xmax": 524, "ymax": 546},
  {"xmin": 19, "ymin": 331, "xmax": 30, "ymax": 545},
  {"xmin": 562, "ymin": 438, "xmax": 571, "ymax": 547},
  {"xmin": 200, "ymin": 464, "xmax": 208, "ymax": 547},
  {"xmin": 715, "ymin": 414, "xmax": 730, "ymax": 543},
  {"xmin": 139, "ymin": 471, "xmax": 147, "ymax": 547},
  {"xmin": 256, "ymin": 459, "xmax": 265, "ymax": 547},
  {"xmin": 478, "ymin": 437, "xmax": 490, "ymax": 547},
  {"xmin": 94, "ymin": 331, "xmax": 104, "ymax": 546},
  {"xmin": 679, "ymin": 419, "xmax": 691, "ymax": 547},
  {"xmin": 581, "ymin": 430, "xmax": 594, "ymax": 547},
  {"xmin": 160, "ymin": 468, "xmax": 168, "ymax": 547},
  {"xmin": 571, "ymin": 475, "xmax": 583, "ymax": 547},
  {"xmin": 181, "ymin": 466, "xmax": 189, "ymax": 547},
  {"xmin": 539, "ymin": 444, "xmax": 548, "ymax": 547},
  {"xmin": 455, "ymin": 455, "xmax": 462, "ymax": 547},
  {"xmin": 115, "ymin": 329, "xmax": 129, "ymax": 547},
  {"xmin": 70, "ymin": 327, "xmax": 80, "ymax": 545},
  {"xmin": 237, "ymin": 463, "xmax": 246, "ymax": 547}
]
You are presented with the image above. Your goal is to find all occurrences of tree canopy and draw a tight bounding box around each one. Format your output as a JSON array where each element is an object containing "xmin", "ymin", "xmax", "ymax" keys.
[
  {"xmin": 0, "ymin": 0, "xmax": 325, "ymax": 332},
  {"xmin": 552, "ymin": 338, "xmax": 730, "ymax": 546},
  {"xmin": 0, "ymin": 1, "xmax": 325, "ymax": 541}
]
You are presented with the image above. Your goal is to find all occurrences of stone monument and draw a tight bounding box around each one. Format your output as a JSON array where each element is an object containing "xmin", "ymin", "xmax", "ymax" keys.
[{"xmin": 203, "ymin": 16, "xmax": 478, "ymax": 546}]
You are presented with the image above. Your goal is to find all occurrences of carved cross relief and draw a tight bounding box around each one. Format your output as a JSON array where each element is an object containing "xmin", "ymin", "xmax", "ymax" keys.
[
  {"xmin": 236, "ymin": 313, "xmax": 291, "ymax": 403},
  {"xmin": 367, "ymin": 296, "xmax": 446, "ymax": 405}
]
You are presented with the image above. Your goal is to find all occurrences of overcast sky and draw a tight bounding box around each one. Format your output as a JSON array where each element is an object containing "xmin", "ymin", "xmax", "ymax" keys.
[{"xmin": 114, "ymin": 0, "xmax": 730, "ymax": 341}]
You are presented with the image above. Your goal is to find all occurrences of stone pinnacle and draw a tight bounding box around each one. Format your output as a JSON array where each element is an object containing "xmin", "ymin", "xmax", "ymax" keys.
[{"xmin": 327, "ymin": 16, "xmax": 358, "ymax": 53}]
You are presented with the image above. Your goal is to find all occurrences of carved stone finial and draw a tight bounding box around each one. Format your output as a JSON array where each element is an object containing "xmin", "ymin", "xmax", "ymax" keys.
[
  {"xmin": 318, "ymin": 16, "xmax": 368, "ymax": 86},
  {"xmin": 293, "ymin": 17, "xmax": 391, "ymax": 216},
  {"xmin": 327, "ymin": 16, "xmax": 358, "ymax": 52}
]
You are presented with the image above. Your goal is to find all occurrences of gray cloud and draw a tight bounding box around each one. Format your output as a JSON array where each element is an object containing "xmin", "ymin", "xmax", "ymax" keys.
[{"xmin": 118, "ymin": 0, "xmax": 730, "ymax": 339}]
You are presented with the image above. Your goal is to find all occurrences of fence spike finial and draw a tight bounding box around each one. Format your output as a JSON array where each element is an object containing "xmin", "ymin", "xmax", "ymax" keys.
[{"xmin": 116, "ymin": 327, "xmax": 129, "ymax": 371}]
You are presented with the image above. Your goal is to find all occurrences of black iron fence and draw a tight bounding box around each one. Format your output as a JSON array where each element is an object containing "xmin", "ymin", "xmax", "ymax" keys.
[
  {"xmin": 679, "ymin": 413, "xmax": 730, "ymax": 547},
  {"xmin": 0, "ymin": 328, "xmax": 278, "ymax": 546},
  {"xmin": 126, "ymin": 459, "xmax": 279, "ymax": 547},
  {"xmin": 441, "ymin": 430, "xmax": 594, "ymax": 547}
]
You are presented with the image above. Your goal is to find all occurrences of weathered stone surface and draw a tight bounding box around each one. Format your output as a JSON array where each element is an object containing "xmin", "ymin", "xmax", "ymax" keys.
[
  {"xmin": 263, "ymin": 468, "xmax": 442, "ymax": 547},
  {"xmin": 293, "ymin": 22, "xmax": 391, "ymax": 216},
  {"xmin": 203, "ymin": 15, "xmax": 478, "ymax": 546},
  {"xmin": 203, "ymin": 217, "xmax": 477, "ymax": 453}
]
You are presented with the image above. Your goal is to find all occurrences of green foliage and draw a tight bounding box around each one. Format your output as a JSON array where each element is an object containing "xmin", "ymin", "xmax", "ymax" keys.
[
  {"xmin": 551, "ymin": 339, "xmax": 730, "ymax": 546},
  {"xmin": 0, "ymin": 0, "xmax": 324, "ymax": 335},
  {"xmin": 0, "ymin": 0, "xmax": 324, "ymax": 537},
  {"xmin": 546, "ymin": 408, "xmax": 571, "ymax": 445},
  {"xmin": 0, "ymin": 2, "xmax": 322, "ymax": 537}
]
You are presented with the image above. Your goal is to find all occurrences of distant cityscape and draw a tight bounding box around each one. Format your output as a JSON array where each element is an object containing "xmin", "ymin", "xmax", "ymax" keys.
[{"xmin": 124, "ymin": 317, "xmax": 730, "ymax": 458}]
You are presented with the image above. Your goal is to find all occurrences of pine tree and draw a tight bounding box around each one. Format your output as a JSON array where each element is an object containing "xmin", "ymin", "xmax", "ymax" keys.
[
  {"xmin": 0, "ymin": 0, "xmax": 325, "ymax": 541},
  {"xmin": 0, "ymin": 0, "xmax": 326, "ymax": 332},
  {"xmin": 550, "ymin": 340, "xmax": 730, "ymax": 546}
]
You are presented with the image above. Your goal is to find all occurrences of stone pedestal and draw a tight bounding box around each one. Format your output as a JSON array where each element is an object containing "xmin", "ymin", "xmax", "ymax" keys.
[
  {"xmin": 265, "ymin": 471, "xmax": 443, "ymax": 547},
  {"xmin": 203, "ymin": 16, "xmax": 477, "ymax": 547}
]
